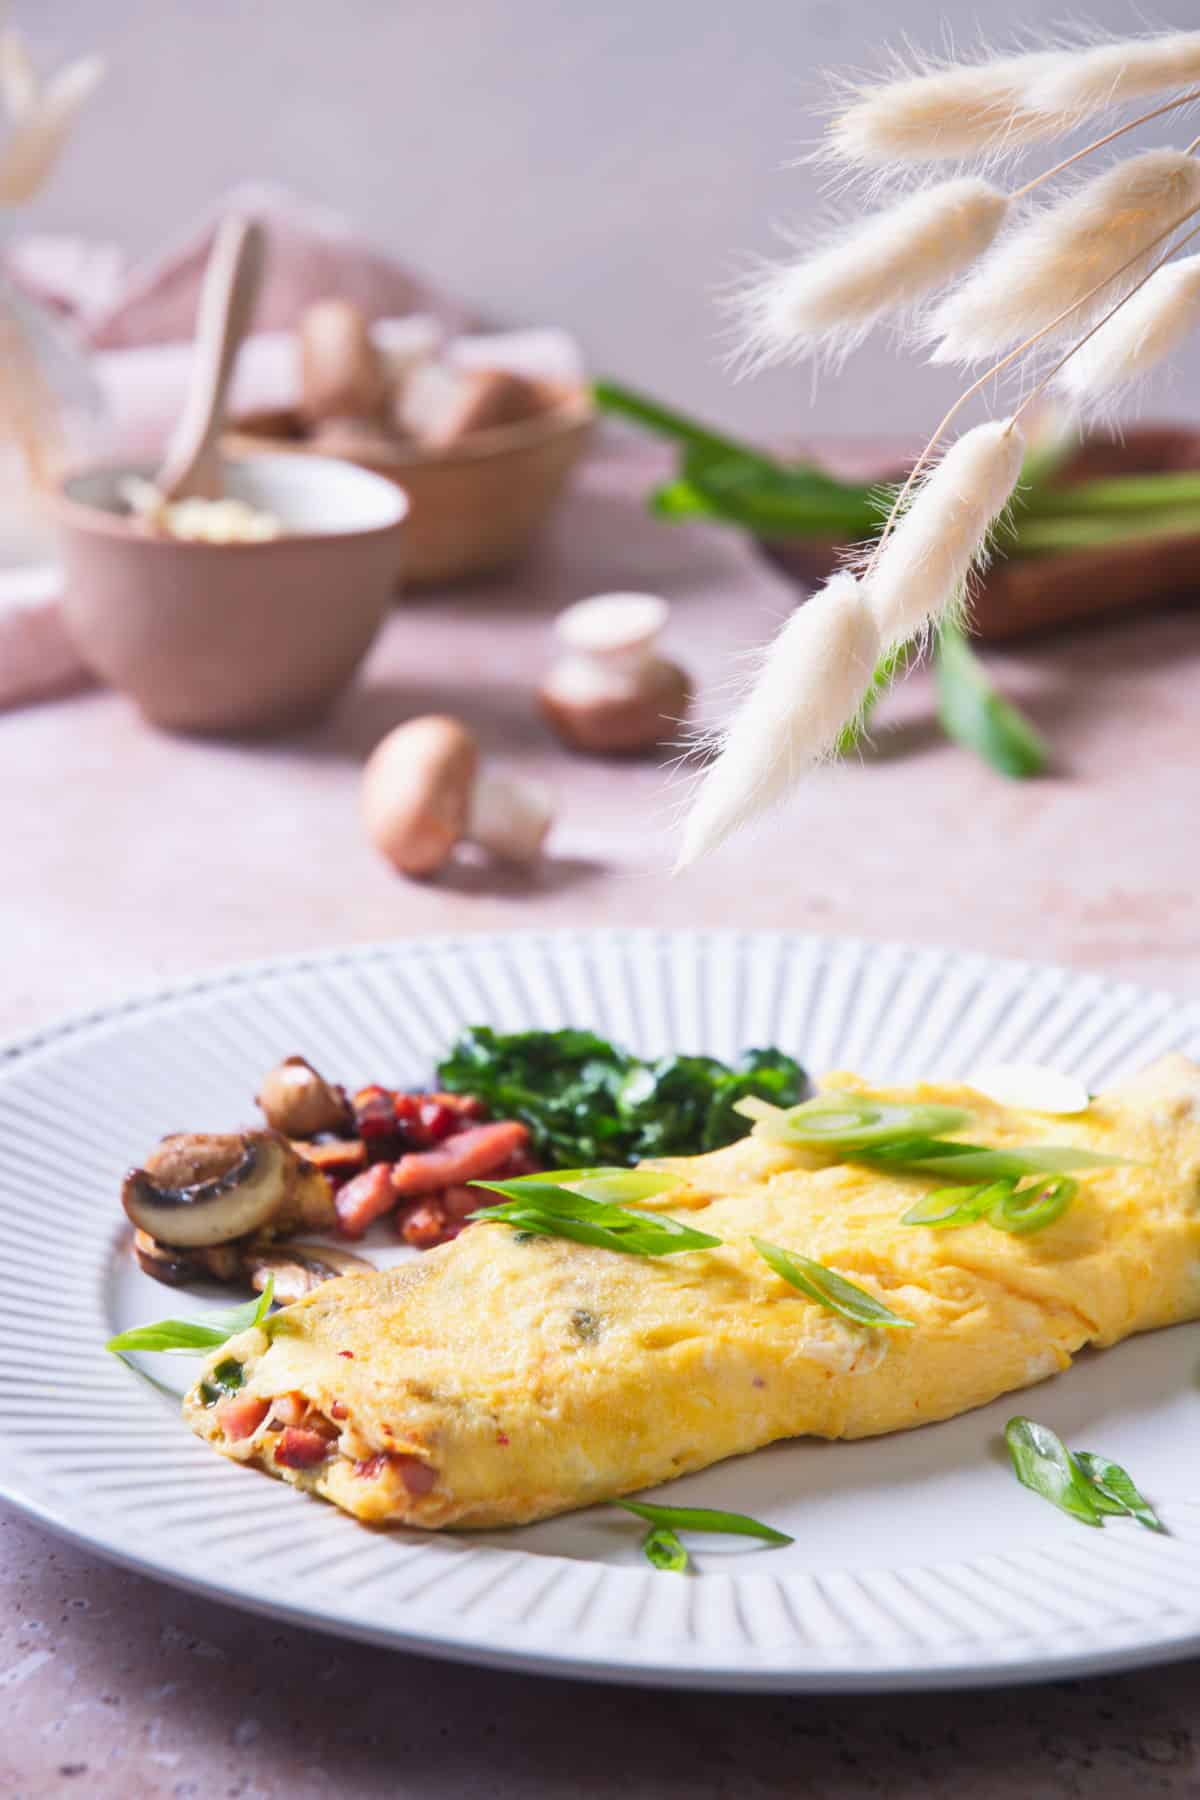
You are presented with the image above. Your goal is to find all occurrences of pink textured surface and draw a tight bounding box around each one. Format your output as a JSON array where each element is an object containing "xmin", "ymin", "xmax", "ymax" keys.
[{"xmin": 2, "ymin": 435, "xmax": 1200, "ymax": 1793}]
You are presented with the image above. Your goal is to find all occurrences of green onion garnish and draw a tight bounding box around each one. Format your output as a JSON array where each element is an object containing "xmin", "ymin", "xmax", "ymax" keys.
[
  {"xmin": 1006, "ymin": 1417, "xmax": 1103, "ymax": 1526},
  {"xmin": 641, "ymin": 1524, "xmax": 690, "ymax": 1572},
  {"xmin": 469, "ymin": 1169, "xmax": 722, "ymax": 1257},
  {"xmin": 1005, "ymin": 1418, "xmax": 1164, "ymax": 1533},
  {"xmin": 860, "ymin": 1139, "xmax": 1127, "ymax": 1180},
  {"xmin": 106, "ymin": 1276, "xmax": 275, "ymax": 1355},
  {"xmin": 752, "ymin": 1237, "xmax": 913, "ymax": 1330},
  {"xmin": 902, "ymin": 1174, "xmax": 1077, "ymax": 1235},
  {"xmin": 615, "ymin": 1498, "xmax": 793, "ymax": 1548},
  {"xmin": 1073, "ymin": 1451, "xmax": 1166, "ymax": 1534},
  {"xmin": 736, "ymin": 1093, "xmax": 970, "ymax": 1149},
  {"xmin": 987, "ymin": 1174, "xmax": 1077, "ymax": 1235},
  {"xmin": 900, "ymin": 1180, "xmax": 1011, "ymax": 1229}
]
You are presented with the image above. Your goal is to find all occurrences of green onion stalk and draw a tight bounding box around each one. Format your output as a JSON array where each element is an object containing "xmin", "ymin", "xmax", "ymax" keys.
[{"xmin": 593, "ymin": 377, "xmax": 1200, "ymax": 778}]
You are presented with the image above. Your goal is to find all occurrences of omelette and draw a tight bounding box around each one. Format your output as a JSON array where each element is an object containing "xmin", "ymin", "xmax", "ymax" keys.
[{"xmin": 184, "ymin": 1055, "xmax": 1200, "ymax": 1529}]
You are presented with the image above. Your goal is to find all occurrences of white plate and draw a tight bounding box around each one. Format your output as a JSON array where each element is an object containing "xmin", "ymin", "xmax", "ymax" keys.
[{"xmin": 2, "ymin": 929, "xmax": 1200, "ymax": 1693}]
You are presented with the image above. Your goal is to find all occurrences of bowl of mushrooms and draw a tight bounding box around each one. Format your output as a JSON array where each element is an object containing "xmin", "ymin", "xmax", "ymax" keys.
[{"xmin": 225, "ymin": 301, "xmax": 593, "ymax": 587}]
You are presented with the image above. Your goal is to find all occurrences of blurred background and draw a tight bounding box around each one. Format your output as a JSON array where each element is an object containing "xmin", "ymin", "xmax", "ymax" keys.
[
  {"xmin": 23, "ymin": 0, "xmax": 1200, "ymax": 439},
  {"xmin": 3, "ymin": 1, "xmax": 1200, "ymax": 1026}
]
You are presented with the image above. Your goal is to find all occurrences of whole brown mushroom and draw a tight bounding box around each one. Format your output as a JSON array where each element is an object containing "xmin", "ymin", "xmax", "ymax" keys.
[
  {"xmin": 423, "ymin": 367, "xmax": 547, "ymax": 448},
  {"xmin": 538, "ymin": 592, "xmax": 692, "ymax": 754},
  {"xmin": 298, "ymin": 299, "xmax": 391, "ymax": 426},
  {"xmin": 361, "ymin": 714, "xmax": 554, "ymax": 878},
  {"xmin": 257, "ymin": 1055, "xmax": 350, "ymax": 1138}
]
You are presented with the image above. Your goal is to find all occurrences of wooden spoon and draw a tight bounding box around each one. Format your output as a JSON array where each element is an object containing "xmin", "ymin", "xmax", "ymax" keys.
[{"xmin": 154, "ymin": 214, "xmax": 266, "ymax": 504}]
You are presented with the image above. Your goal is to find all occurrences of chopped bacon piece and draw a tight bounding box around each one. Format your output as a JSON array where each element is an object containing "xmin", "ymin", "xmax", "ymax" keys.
[
  {"xmin": 353, "ymin": 1452, "xmax": 390, "ymax": 1480},
  {"xmin": 353, "ymin": 1085, "xmax": 398, "ymax": 1142},
  {"xmin": 391, "ymin": 1121, "xmax": 530, "ymax": 1199},
  {"xmin": 433, "ymin": 1092, "xmax": 488, "ymax": 1121},
  {"xmin": 442, "ymin": 1184, "xmax": 482, "ymax": 1221},
  {"xmin": 350, "ymin": 1450, "xmax": 436, "ymax": 1493},
  {"xmin": 417, "ymin": 1099, "xmax": 458, "ymax": 1143},
  {"xmin": 274, "ymin": 1426, "xmax": 333, "ymax": 1469},
  {"xmin": 294, "ymin": 1138, "xmax": 368, "ymax": 1182},
  {"xmin": 329, "ymin": 1400, "xmax": 349, "ymax": 1421},
  {"xmin": 395, "ymin": 1093, "xmax": 464, "ymax": 1148},
  {"xmin": 214, "ymin": 1395, "xmax": 269, "ymax": 1441},
  {"xmin": 267, "ymin": 1392, "xmax": 307, "ymax": 1429},
  {"xmin": 334, "ymin": 1163, "xmax": 397, "ymax": 1239},
  {"xmin": 396, "ymin": 1454, "xmax": 437, "ymax": 1495},
  {"xmin": 397, "ymin": 1199, "xmax": 450, "ymax": 1249}
]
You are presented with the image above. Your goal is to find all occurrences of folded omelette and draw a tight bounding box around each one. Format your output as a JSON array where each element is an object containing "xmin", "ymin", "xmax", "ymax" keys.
[{"xmin": 184, "ymin": 1055, "xmax": 1200, "ymax": 1529}]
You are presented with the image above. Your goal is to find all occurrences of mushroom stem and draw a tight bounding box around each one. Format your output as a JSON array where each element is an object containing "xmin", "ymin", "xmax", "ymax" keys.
[{"xmin": 467, "ymin": 773, "xmax": 554, "ymax": 863}]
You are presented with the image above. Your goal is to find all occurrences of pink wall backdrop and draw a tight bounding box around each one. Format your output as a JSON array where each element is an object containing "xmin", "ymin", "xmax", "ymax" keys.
[{"xmin": 22, "ymin": 0, "xmax": 1200, "ymax": 439}]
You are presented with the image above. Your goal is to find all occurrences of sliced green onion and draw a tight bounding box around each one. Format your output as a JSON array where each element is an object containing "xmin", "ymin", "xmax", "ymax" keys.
[
  {"xmin": 736, "ymin": 1093, "xmax": 970, "ymax": 1150},
  {"xmin": 1007, "ymin": 1418, "xmax": 1165, "ymax": 1534},
  {"xmin": 901, "ymin": 1180, "xmax": 1013, "ymax": 1229},
  {"xmin": 106, "ymin": 1276, "xmax": 275, "ymax": 1356},
  {"xmin": 752, "ymin": 1237, "xmax": 913, "ymax": 1331},
  {"xmin": 987, "ymin": 1174, "xmax": 1077, "ymax": 1235},
  {"xmin": 860, "ymin": 1138, "xmax": 1129, "ymax": 1181},
  {"xmin": 1005, "ymin": 1417, "xmax": 1102, "ymax": 1527},
  {"xmin": 517, "ymin": 1167, "xmax": 678, "ymax": 1204},
  {"xmin": 1074, "ymin": 1452, "xmax": 1165, "ymax": 1534},
  {"xmin": 615, "ymin": 1499, "xmax": 793, "ymax": 1545},
  {"xmin": 470, "ymin": 1178, "xmax": 721, "ymax": 1256},
  {"xmin": 934, "ymin": 617, "xmax": 1048, "ymax": 780},
  {"xmin": 641, "ymin": 1524, "xmax": 690, "ymax": 1572}
]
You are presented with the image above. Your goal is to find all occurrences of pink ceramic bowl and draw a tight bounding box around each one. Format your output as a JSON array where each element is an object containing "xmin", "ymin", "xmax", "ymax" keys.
[{"xmin": 52, "ymin": 453, "xmax": 408, "ymax": 733}]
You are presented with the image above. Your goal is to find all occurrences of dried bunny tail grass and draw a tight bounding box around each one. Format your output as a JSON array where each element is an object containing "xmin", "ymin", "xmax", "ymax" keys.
[
  {"xmin": 674, "ymin": 574, "xmax": 879, "ymax": 870},
  {"xmin": 926, "ymin": 150, "xmax": 1200, "ymax": 366},
  {"xmin": 824, "ymin": 47, "xmax": 1083, "ymax": 166},
  {"xmin": 735, "ymin": 178, "xmax": 1008, "ymax": 368},
  {"xmin": 1054, "ymin": 253, "xmax": 1200, "ymax": 407},
  {"xmin": 1028, "ymin": 31, "xmax": 1200, "ymax": 118},
  {"xmin": 0, "ymin": 53, "xmax": 104, "ymax": 207},
  {"xmin": 0, "ymin": 28, "xmax": 38, "ymax": 116},
  {"xmin": 865, "ymin": 420, "xmax": 1025, "ymax": 649}
]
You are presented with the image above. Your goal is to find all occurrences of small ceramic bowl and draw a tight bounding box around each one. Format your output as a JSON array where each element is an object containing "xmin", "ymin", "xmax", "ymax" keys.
[
  {"xmin": 226, "ymin": 379, "xmax": 592, "ymax": 588},
  {"xmin": 52, "ymin": 453, "xmax": 408, "ymax": 733}
]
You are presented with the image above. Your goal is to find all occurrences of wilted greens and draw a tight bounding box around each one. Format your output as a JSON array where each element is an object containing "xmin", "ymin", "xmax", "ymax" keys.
[{"xmin": 438, "ymin": 1027, "xmax": 806, "ymax": 1165}]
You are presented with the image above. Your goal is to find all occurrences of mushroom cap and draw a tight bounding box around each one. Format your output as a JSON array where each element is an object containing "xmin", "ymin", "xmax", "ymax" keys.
[
  {"xmin": 122, "ymin": 1130, "xmax": 296, "ymax": 1248},
  {"xmin": 424, "ymin": 367, "xmax": 546, "ymax": 448},
  {"xmin": 540, "ymin": 658, "xmax": 692, "ymax": 755},
  {"xmin": 361, "ymin": 714, "xmax": 480, "ymax": 876},
  {"xmin": 244, "ymin": 1242, "xmax": 374, "ymax": 1304},
  {"xmin": 554, "ymin": 592, "xmax": 669, "ymax": 658},
  {"xmin": 257, "ymin": 1055, "xmax": 349, "ymax": 1138},
  {"xmin": 298, "ymin": 299, "xmax": 390, "ymax": 425}
]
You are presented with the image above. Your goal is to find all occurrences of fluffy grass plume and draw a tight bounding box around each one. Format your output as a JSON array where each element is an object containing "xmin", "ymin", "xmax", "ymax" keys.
[
  {"xmin": 1055, "ymin": 253, "xmax": 1200, "ymax": 405},
  {"xmin": 827, "ymin": 49, "xmax": 1078, "ymax": 165},
  {"xmin": 0, "ymin": 51, "xmax": 104, "ymax": 206},
  {"xmin": 867, "ymin": 421, "xmax": 1026, "ymax": 649},
  {"xmin": 928, "ymin": 150, "xmax": 1200, "ymax": 365},
  {"xmin": 1028, "ymin": 32, "xmax": 1200, "ymax": 118},
  {"xmin": 675, "ymin": 574, "xmax": 879, "ymax": 869},
  {"xmin": 739, "ymin": 178, "xmax": 1007, "ymax": 366}
]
